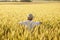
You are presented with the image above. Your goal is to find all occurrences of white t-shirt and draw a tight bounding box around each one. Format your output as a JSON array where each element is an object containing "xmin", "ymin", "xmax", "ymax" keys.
[{"xmin": 19, "ymin": 20, "xmax": 40, "ymax": 30}]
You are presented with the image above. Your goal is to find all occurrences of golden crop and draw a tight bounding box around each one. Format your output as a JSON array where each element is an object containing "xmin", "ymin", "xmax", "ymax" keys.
[{"xmin": 0, "ymin": 2, "xmax": 60, "ymax": 40}]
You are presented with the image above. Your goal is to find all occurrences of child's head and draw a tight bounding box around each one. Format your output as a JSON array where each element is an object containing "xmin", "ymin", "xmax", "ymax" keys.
[{"xmin": 27, "ymin": 14, "xmax": 33, "ymax": 21}]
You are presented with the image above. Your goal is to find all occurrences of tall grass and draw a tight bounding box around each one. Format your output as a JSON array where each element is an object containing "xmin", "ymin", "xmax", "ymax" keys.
[{"xmin": 0, "ymin": 2, "xmax": 60, "ymax": 40}]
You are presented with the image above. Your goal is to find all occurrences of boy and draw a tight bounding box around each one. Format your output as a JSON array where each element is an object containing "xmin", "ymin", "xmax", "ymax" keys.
[{"xmin": 19, "ymin": 14, "xmax": 42, "ymax": 30}]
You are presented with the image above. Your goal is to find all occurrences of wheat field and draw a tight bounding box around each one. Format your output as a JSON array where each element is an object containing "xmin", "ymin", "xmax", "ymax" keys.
[{"xmin": 0, "ymin": 2, "xmax": 60, "ymax": 40}]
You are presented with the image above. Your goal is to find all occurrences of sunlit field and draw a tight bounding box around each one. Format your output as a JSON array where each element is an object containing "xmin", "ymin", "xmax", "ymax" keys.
[{"xmin": 0, "ymin": 2, "xmax": 60, "ymax": 40}]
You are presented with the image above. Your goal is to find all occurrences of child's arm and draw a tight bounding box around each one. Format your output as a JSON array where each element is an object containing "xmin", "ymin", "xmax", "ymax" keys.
[
  {"xmin": 39, "ymin": 22, "xmax": 42, "ymax": 24},
  {"xmin": 35, "ymin": 22, "xmax": 42, "ymax": 25},
  {"xmin": 18, "ymin": 21, "xmax": 27, "ymax": 25}
]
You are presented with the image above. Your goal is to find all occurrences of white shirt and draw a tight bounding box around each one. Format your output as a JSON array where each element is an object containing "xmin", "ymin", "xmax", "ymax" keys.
[{"xmin": 19, "ymin": 20, "xmax": 40, "ymax": 30}]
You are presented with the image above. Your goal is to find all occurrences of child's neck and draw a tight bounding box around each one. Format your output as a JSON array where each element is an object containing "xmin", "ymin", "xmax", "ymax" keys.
[{"xmin": 28, "ymin": 20, "xmax": 32, "ymax": 21}]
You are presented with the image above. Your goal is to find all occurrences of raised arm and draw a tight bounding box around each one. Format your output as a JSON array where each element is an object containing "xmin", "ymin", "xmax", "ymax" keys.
[
  {"xmin": 18, "ymin": 21, "xmax": 27, "ymax": 25},
  {"xmin": 35, "ymin": 22, "xmax": 42, "ymax": 25}
]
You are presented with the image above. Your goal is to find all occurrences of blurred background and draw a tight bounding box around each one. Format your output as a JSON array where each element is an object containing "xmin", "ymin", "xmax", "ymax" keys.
[{"xmin": 0, "ymin": 0, "xmax": 60, "ymax": 2}]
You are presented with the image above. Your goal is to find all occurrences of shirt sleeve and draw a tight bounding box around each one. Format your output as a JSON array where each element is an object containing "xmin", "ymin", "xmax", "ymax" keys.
[
  {"xmin": 34, "ymin": 22, "xmax": 40, "ymax": 25},
  {"xmin": 19, "ymin": 21, "xmax": 27, "ymax": 25}
]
